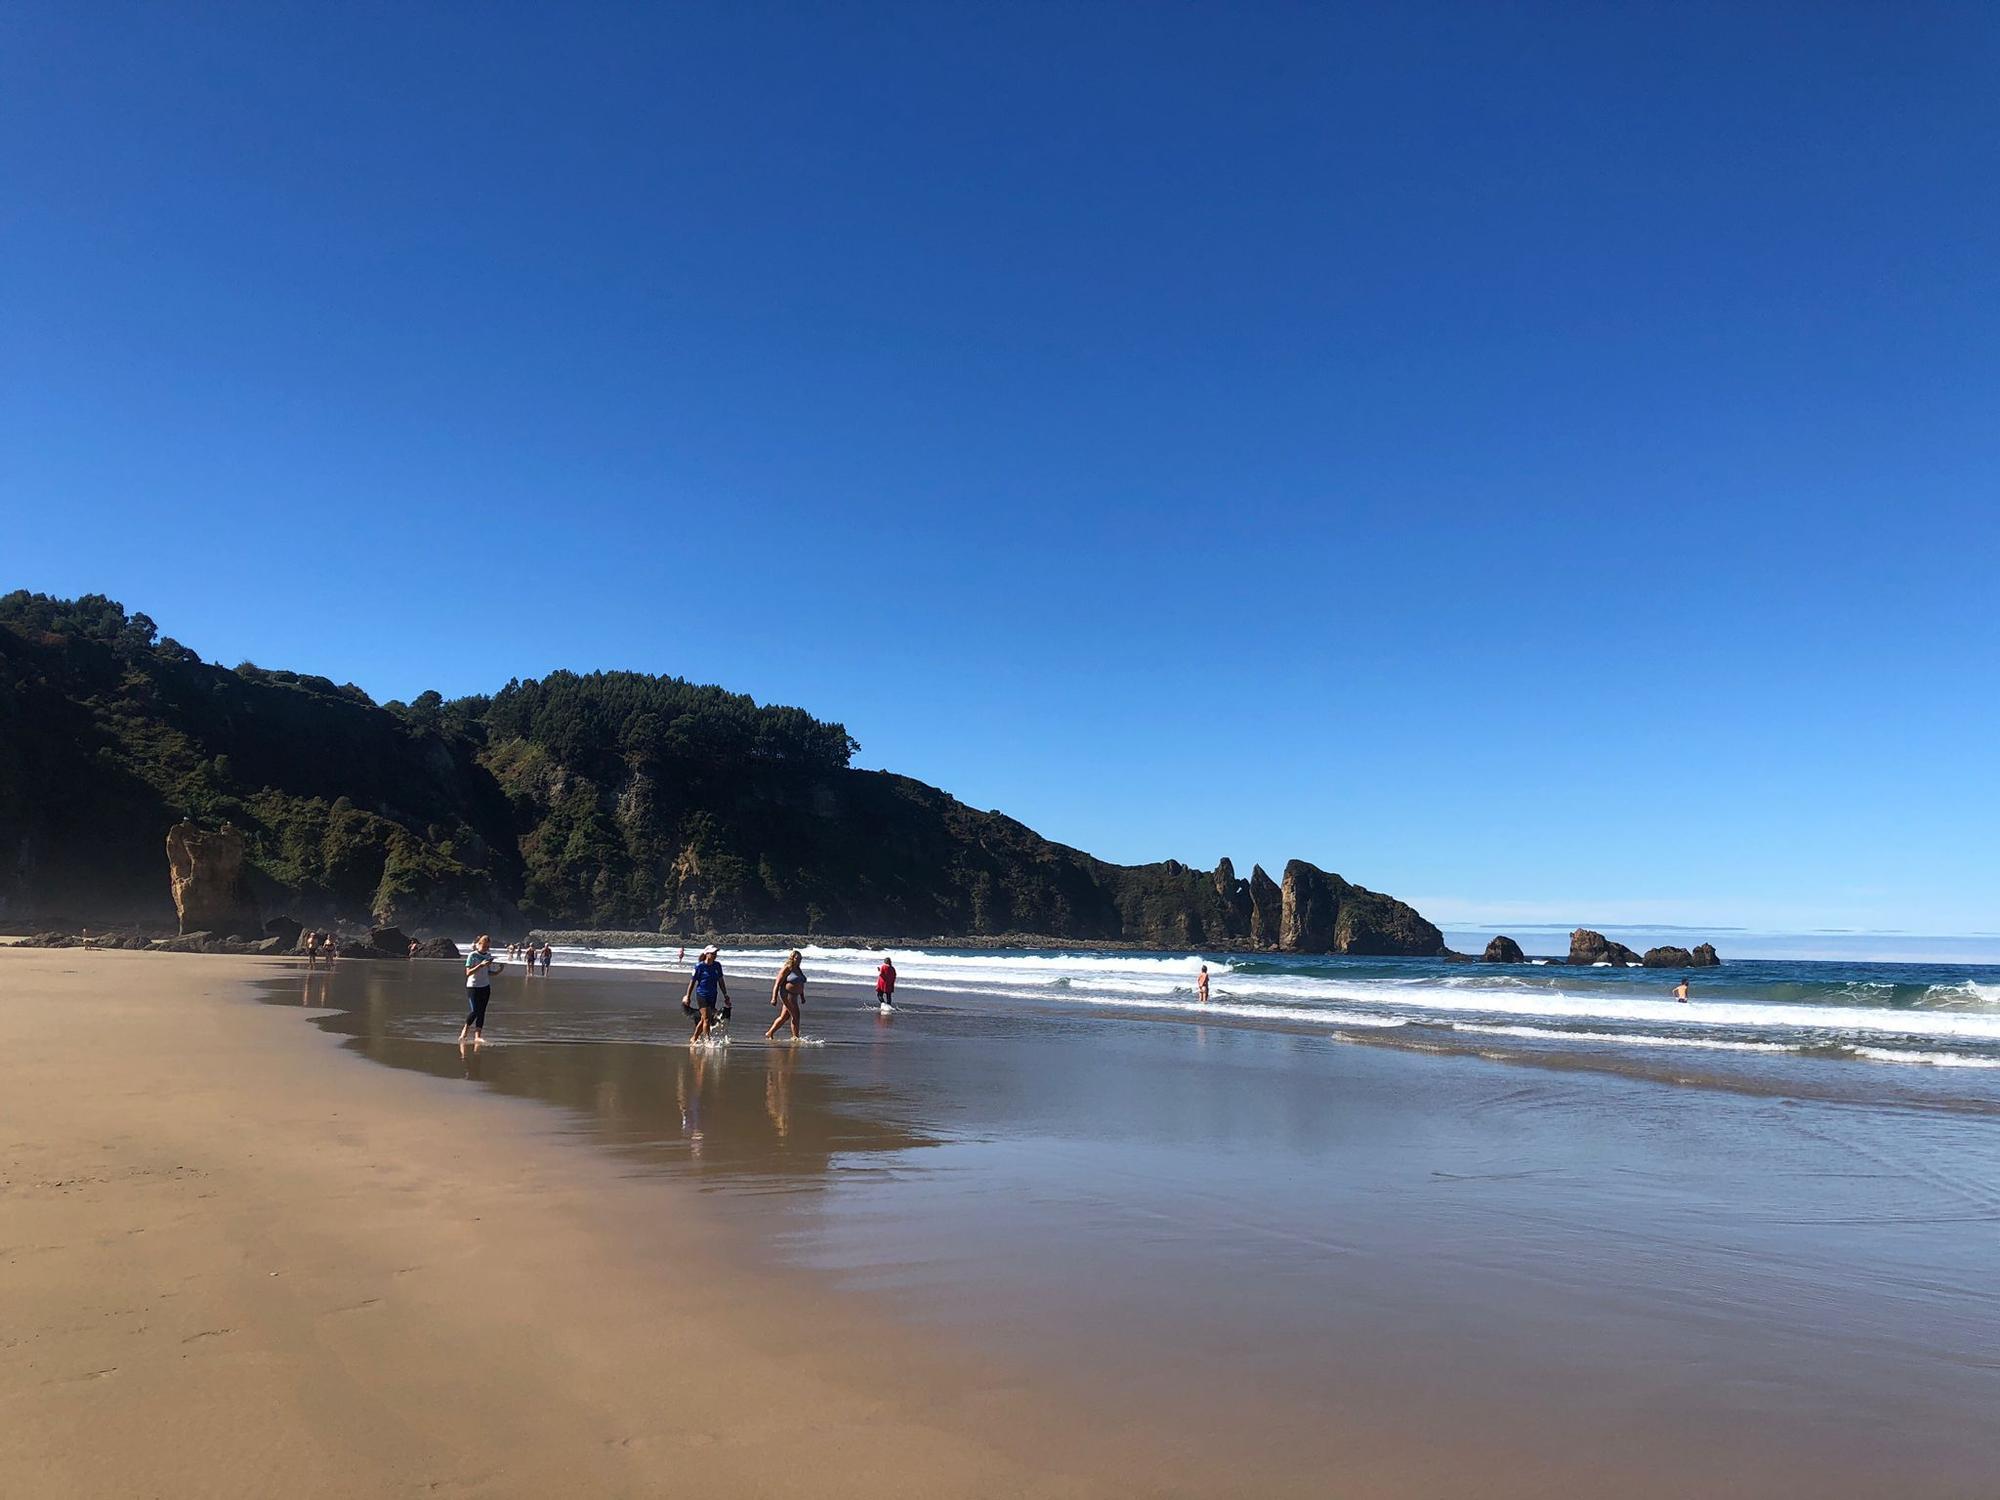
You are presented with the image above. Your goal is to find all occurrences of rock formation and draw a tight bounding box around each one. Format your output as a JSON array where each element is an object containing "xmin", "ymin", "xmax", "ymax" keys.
[
  {"xmin": 368, "ymin": 925, "xmax": 414, "ymax": 958},
  {"xmin": 1642, "ymin": 945, "xmax": 1695, "ymax": 968},
  {"xmin": 263, "ymin": 915, "xmax": 303, "ymax": 948},
  {"xmin": 1482, "ymin": 935, "xmax": 1526, "ymax": 963},
  {"xmin": 165, "ymin": 824, "xmax": 261, "ymax": 938},
  {"xmin": 1690, "ymin": 943, "xmax": 1721, "ymax": 967},
  {"xmin": 411, "ymin": 936, "xmax": 462, "ymax": 959},
  {"xmin": 1247, "ymin": 865, "xmax": 1284, "ymax": 948},
  {"xmin": 1276, "ymin": 860, "xmax": 1445, "ymax": 956},
  {"xmin": 1568, "ymin": 928, "xmax": 1642, "ymax": 966},
  {"xmin": 1280, "ymin": 861, "xmax": 1339, "ymax": 951}
]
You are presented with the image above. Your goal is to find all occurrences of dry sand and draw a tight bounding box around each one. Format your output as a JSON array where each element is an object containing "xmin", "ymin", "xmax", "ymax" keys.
[{"xmin": 0, "ymin": 949, "xmax": 1125, "ymax": 1498}]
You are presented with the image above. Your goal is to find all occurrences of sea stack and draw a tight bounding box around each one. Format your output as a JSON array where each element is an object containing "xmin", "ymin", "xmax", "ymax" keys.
[
  {"xmin": 165, "ymin": 823, "xmax": 262, "ymax": 939},
  {"xmin": 1482, "ymin": 935, "xmax": 1527, "ymax": 963},
  {"xmin": 1568, "ymin": 928, "xmax": 1643, "ymax": 966}
]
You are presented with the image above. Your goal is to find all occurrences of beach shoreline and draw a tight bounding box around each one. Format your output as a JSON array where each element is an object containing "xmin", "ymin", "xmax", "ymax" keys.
[
  {"xmin": 9, "ymin": 947, "xmax": 2000, "ymax": 1498},
  {"xmin": 0, "ymin": 949, "xmax": 1147, "ymax": 1498}
]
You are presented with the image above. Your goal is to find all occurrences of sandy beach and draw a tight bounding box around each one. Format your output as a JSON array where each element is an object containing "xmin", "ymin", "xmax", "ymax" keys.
[
  {"xmin": 0, "ymin": 949, "xmax": 1130, "ymax": 1499},
  {"xmin": 9, "ymin": 947, "xmax": 2000, "ymax": 1498}
]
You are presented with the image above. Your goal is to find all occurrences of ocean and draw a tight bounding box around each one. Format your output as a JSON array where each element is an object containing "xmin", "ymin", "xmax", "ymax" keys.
[{"xmin": 545, "ymin": 940, "xmax": 2000, "ymax": 1093}]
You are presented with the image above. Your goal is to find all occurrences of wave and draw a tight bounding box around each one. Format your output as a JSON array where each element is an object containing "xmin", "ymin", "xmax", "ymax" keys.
[{"xmin": 1450, "ymin": 1024, "xmax": 1797, "ymax": 1055}]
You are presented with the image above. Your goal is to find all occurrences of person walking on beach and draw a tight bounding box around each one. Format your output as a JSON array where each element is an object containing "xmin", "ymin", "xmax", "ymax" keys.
[
  {"xmin": 1674, "ymin": 977, "xmax": 1691, "ymax": 1004},
  {"xmin": 538, "ymin": 942, "xmax": 553, "ymax": 976},
  {"xmin": 683, "ymin": 946, "xmax": 729, "ymax": 1042},
  {"xmin": 876, "ymin": 955, "xmax": 897, "ymax": 1010},
  {"xmin": 303, "ymin": 931, "xmax": 319, "ymax": 970},
  {"xmin": 1197, "ymin": 965, "xmax": 1210, "ymax": 1003},
  {"xmin": 768, "ymin": 950, "xmax": 807, "ymax": 1040},
  {"xmin": 460, "ymin": 934, "xmax": 505, "ymax": 1047}
]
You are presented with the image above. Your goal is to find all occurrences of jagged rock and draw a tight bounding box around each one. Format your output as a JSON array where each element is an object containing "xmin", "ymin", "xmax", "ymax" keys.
[
  {"xmin": 1568, "ymin": 928, "xmax": 1643, "ymax": 966},
  {"xmin": 1482, "ymin": 935, "xmax": 1526, "ymax": 964},
  {"xmin": 1691, "ymin": 943, "xmax": 1721, "ymax": 967},
  {"xmin": 1277, "ymin": 860, "xmax": 1446, "ymax": 956},
  {"xmin": 152, "ymin": 931, "xmax": 220, "ymax": 953},
  {"xmin": 1280, "ymin": 862, "xmax": 1338, "ymax": 951},
  {"xmin": 18, "ymin": 931, "xmax": 81, "ymax": 948},
  {"xmin": 1247, "ymin": 865, "xmax": 1283, "ymax": 947},
  {"xmin": 165, "ymin": 824, "xmax": 261, "ymax": 938},
  {"xmin": 411, "ymin": 936, "xmax": 462, "ymax": 959},
  {"xmin": 1642, "ymin": 945, "xmax": 1696, "ymax": 968},
  {"xmin": 263, "ymin": 916, "xmax": 303, "ymax": 948}
]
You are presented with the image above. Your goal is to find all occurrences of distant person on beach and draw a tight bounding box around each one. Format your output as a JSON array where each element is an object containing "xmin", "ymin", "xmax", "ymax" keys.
[
  {"xmin": 539, "ymin": 942, "xmax": 552, "ymax": 975},
  {"xmin": 876, "ymin": 955, "xmax": 897, "ymax": 1009},
  {"xmin": 1197, "ymin": 965, "xmax": 1210, "ymax": 1003},
  {"xmin": 768, "ymin": 950, "xmax": 807, "ymax": 1039},
  {"xmin": 678, "ymin": 945, "xmax": 686, "ymax": 963},
  {"xmin": 303, "ymin": 932, "xmax": 318, "ymax": 969},
  {"xmin": 460, "ymin": 934, "xmax": 505, "ymax": 1046},
  {"xmin": 321, "ymin": 932, "xmax": 336, "ymax": 965},
  {"xmin": 1674, "ymin": 978, "xmax": 1691, "ymax": 1004},
  {"xmin": 683, "ymin": 946, "xmax": 729, "ymax": 1042},
  {"xmin": 408, "ymin": 940, "xmax": 419, "ymax": 959}
]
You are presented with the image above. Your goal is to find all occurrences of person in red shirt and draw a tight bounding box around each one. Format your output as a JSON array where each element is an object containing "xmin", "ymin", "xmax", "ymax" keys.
[{"xmin": 875, "ymin": 956, "xmax": 897, "ymax": 1011}]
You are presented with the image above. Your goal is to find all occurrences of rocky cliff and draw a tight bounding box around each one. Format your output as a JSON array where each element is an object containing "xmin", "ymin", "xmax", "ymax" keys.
[{"xmin": 0, "ymin": 592, "xmax": 1447, "ymax": 955}]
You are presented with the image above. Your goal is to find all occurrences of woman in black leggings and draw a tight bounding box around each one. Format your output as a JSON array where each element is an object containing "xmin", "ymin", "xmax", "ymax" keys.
[{"xmin": 460, "ymin": 934, "xmax": 505, "ymax": 1047}]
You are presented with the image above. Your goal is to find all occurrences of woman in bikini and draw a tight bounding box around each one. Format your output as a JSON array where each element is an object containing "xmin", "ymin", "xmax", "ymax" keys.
[{"xmin": 766, "ymin": 949, "xmax": 807, "ymax": 1040}]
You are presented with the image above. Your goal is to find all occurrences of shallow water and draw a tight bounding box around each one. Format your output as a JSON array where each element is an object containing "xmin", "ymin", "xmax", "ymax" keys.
[{"xmin": 266, "ymin": 959, "xmax": 2000, "ymax": 1495}]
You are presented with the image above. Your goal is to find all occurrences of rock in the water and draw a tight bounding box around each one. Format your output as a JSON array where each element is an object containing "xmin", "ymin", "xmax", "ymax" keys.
[
  {"xmin": 1690, "ymin": 943, "xmax": 1721, "ymax": 967},
  {"xmin": 1247, "ymin": 865, "xmax": 1284, "ymax": 948},
  {"xmin": 1568, "ymin": 928, "xmax": 1643, "ymax": 966},
  {"xmin": 263, "ymin": 915, "xmax": 303, "ymax": 948},
  {"xmin": 411, "ymin": 936, "xmax": 462, "ymax": 959},
  {"xmin": 1280, "ymin": 861, "xmax": 1339, "ymax": 952},
  {"xmin": 1482, "ymin": 935, "xmax": 1526, "ymax": 964},
  {"xmin": 1642, "ymin": 945, "xmax": 1696, "ymax": 968},
  {"xmin": 165, "ymin": 824, "xmax": 262, "ymax": 938},
  {"xmin": 1276, "ymin": 860, "xmax": 1446, "ymax": 956}
]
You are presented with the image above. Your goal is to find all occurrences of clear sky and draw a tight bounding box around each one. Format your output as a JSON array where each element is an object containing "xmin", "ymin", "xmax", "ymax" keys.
[{"xmin": 4, "ymin": 3, "xmax": 1995, "ymax": 936}]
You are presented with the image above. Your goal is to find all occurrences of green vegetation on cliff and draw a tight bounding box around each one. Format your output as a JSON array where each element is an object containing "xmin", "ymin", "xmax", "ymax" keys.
[{"xmin": 0, "ymin": 592, "xmax": 1443, "ymax": 954}]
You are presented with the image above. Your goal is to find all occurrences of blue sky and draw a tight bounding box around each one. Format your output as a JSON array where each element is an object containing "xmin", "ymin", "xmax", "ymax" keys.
[{"xmin": 4, "ymin": 2, "xmax": 1995, "ymax": 936}]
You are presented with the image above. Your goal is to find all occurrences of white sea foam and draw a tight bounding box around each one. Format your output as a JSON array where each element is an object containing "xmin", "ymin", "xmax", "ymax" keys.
[
  {"xmin": 1451, "ymin": 1024, "xmax": 1796, "ymax": 1055},
  {"xmin": 1849, "ymin": 1046, "xmax": 2000, "ymax": 1069}
]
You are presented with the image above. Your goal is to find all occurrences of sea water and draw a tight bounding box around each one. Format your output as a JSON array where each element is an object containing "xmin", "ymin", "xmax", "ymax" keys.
[{"xmin": 544, "ymin": 941, "xmax": 2000, "ymax": 1075}]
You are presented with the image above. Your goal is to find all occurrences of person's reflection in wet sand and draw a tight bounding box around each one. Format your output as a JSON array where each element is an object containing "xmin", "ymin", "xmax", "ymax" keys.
[
  {"xmin": 764, "ymin": 1045, "xmax": 797, "ymax": 1140},
  {"xmin": 460, "ymin": 1041, "xmax": 485, "ymax": 1082},
  {"xmin": 679, "ymin": 1044, "xmax": 719, "ymax": 1161}
]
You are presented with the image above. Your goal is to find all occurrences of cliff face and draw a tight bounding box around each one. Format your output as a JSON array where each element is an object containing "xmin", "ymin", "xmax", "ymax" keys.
[{"xmin": 0, "ymin": 593, "xmax": 1446, "ymax": 955}]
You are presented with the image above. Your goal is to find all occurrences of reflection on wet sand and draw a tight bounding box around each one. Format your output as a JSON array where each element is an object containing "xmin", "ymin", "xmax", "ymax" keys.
[{"xmin": 259, "ymin": 963, "xmax": 937, "ymax": 1189}]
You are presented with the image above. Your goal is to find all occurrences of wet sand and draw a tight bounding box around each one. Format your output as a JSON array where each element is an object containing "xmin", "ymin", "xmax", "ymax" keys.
[{"xmin": 8, "ymin": 949, "xmax": 2000, "ymax": 1496}]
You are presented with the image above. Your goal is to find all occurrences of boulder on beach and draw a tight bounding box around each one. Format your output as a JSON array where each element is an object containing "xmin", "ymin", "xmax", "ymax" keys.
[
  {"xmin": 1691, "ymin": 943, "xmax": 1721, "ymax": 967},
  {"xmin": 263, "ymin": 915, "xmax": 303, "ymax": 948},
  {"xmin": 1568, "ymin": 928, "xmax": 1643, "ymax": 966},
  {"xmin": 368, "ymin": 925, "xmax": 414, "ymax": 958},
  {"xmin": 165, "ymin": 824, "xmax": 262, "ymax": 939},
  {"xmin": 1482, "ymin": 935, "xmax": 1527, "ymax": 964},
  {"xmin": 410, "ymin": 936, "xmax": 462, "ymax": 960}
]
